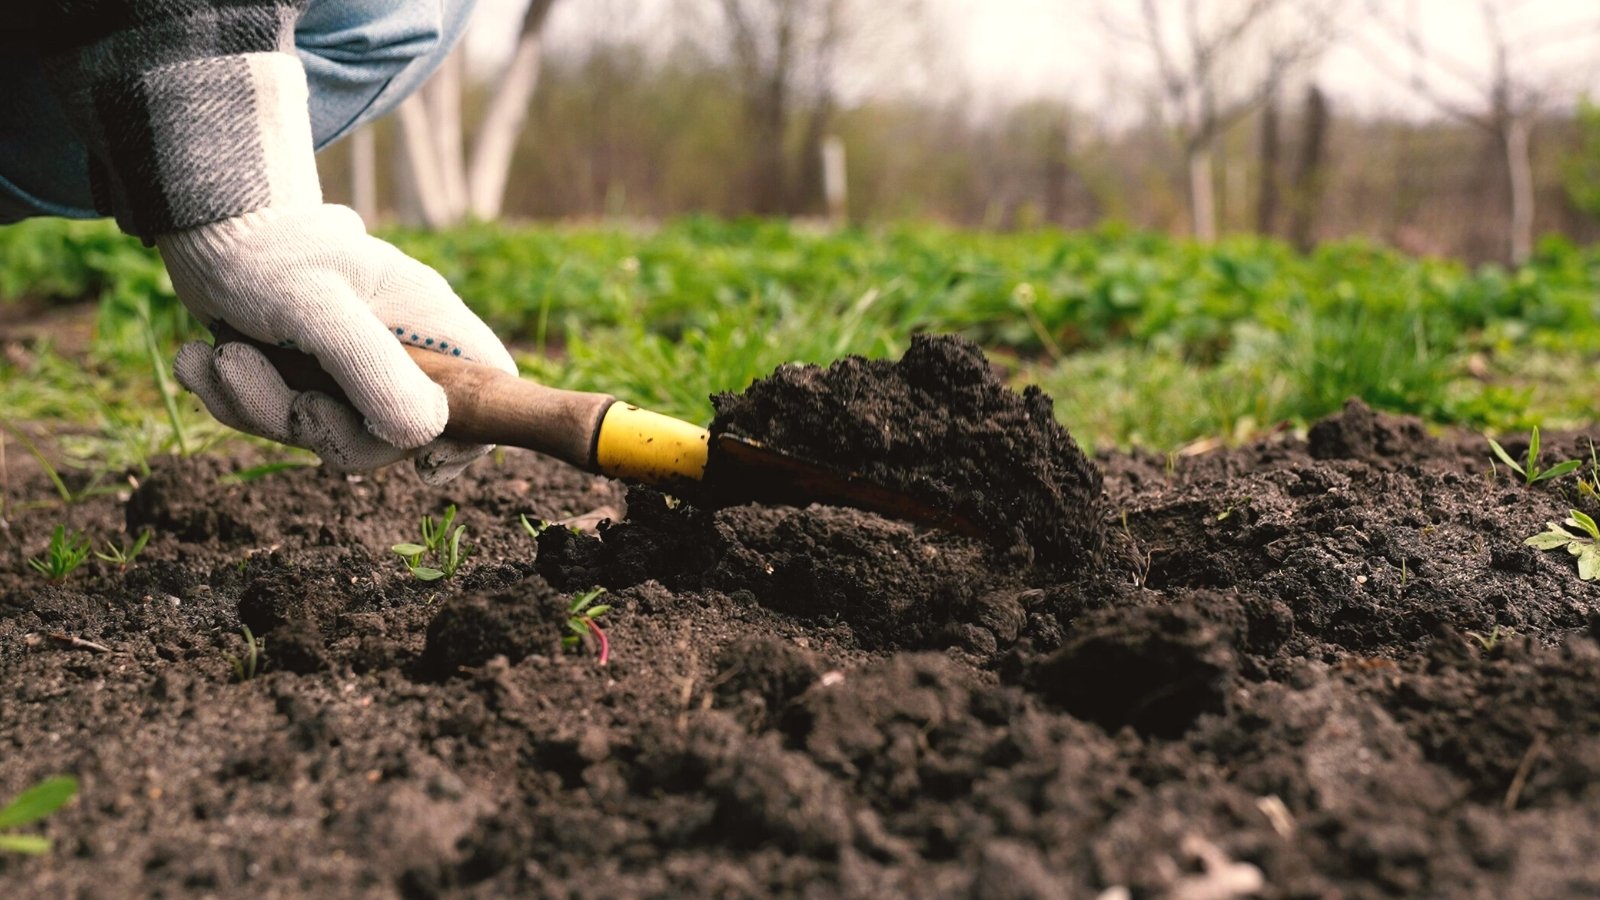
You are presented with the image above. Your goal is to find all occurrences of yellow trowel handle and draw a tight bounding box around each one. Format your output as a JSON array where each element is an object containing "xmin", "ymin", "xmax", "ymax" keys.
[
  {"xmin": 414, "ymin": 345, "xmax": 710, "ymax": 484},
  {"xmin": 222, "ymin": 329, "xmax": 710, "ymax": 484}
]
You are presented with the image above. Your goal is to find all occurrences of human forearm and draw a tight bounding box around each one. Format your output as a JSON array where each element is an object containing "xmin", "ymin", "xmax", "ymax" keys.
[{"xmin": 37, "ymin": 0, "xmax": 318, "ymax": 238}]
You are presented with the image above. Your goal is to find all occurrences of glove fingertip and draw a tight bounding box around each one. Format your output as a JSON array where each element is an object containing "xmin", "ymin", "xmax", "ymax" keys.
[
  {"xmin": 414, "ymin": 439, "xmax": 493, "ymax": 485},
  {"xmin": 289, "ymin": 392, "xmax": 410, "ymax": 473},
  {"xmin": 173, "ymin": 341, "xmax": 217, "ymax": 393},
  {"xmin": 364, "ymin": 377, "xmax": 448, "ymax": 450}
]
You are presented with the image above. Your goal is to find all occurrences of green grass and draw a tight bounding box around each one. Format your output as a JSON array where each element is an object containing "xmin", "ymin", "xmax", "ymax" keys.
[{"xmin": 5, "ymin": 216, "xmax": 1600, "ymax": 465}]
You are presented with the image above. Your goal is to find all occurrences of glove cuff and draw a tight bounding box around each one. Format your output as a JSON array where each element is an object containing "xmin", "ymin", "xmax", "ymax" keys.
[
  {"xmin": 85, "ymin": 51, "xmax": 324, "ymax": 238},
  {"xmin": 155, "ymin": 204, "xmax": 366, "ymax": 309}
]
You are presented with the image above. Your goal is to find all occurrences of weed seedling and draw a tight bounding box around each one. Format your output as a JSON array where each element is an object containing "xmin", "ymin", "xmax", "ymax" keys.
[
  {"xmin": 224, "ymin": 625, "xmax": 264, "ymax": 682},
  {"xmin": 94, "ymin": 529, "xmax": 152, "ymax": 568},
  {"xmin": 519, "ymin": 514, "xmax": 549, "ymax": 540},
  {"xmin": 27, "ymin": 525, "xmax": 91, "ymax": 582},
  {"xmin": 1577, "ymin": 439, "xmax": 1600, "ymax": 504},
  {"xmin": 565, "ymin": 587, "xmax": 612, "ymax": 666},
  {"xmin": 1488, "ymin": 427, "xmax": 1582, "ymax": 486},
  {"xmin": 1465, "ymin": 625, "xmax": 1513, "ymax": 652},
  {"xmin": 392, "ymin": 504, "xmax": 470, "ymax": 581},
  {"xmin": 1526, "ymin": 509, "xmax": 1600, "ymax": 580},
  {"xmin": 520, "ymin": 514, "xmax": 581, "ymax": 540},
  {"xmin": 0, "ymin": 775, "xmax": 78, "ymax": 855}
]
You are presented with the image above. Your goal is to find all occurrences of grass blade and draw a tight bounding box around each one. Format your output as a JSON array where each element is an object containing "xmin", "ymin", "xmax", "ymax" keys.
[
  {"xmin": 1486, "ymin": 438, "xmax": 1525, "ymax": 478},
  {"xmin": 0, "ymin": 776, "xmax": 78, "ymax": 829},
  {"xmin": 1534, "ymin": 459, "xmax": 1583, "ymax": 483},
  {"xmin": 0, "ymin": 834, "xmax": 53, "ymax": 855}
]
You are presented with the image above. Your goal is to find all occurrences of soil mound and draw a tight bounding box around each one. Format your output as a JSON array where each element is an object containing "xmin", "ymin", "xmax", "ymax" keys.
[{"xmin": 709, "ymin": 334, "xmax": 1108, "ymax": 569}]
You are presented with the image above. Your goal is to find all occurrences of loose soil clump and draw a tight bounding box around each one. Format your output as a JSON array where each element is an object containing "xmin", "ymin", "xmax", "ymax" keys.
[
  {"xmin": 5, "ymin": 337, "xmax": 1600, "ymax": 897},
  {"xmin": 710, "ymin": 333, "xmax": 1109, "ymax": 570}
]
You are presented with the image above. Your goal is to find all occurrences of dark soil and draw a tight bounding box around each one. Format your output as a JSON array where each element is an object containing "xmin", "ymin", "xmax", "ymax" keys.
[{"xmin": 5, "ymin": 338, "xmax": 1600, "ymax": 897}]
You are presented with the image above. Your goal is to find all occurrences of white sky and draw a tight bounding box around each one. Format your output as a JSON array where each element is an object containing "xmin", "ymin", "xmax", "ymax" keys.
[{"xmin": 467, "ymin": 0, "xmax": 1600, "ymax": 119}]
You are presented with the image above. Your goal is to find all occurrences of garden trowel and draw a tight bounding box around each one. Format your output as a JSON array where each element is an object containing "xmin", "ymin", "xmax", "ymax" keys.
[{"xmin": 226, "ymin": 332, "xmax": 980, "ymax": 537}]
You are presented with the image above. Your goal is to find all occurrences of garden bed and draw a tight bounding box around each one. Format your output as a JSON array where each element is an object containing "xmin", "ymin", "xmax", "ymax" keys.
[{"xmin": 4, "ymin": 341, "xmax": 1600, "ymax": 897}]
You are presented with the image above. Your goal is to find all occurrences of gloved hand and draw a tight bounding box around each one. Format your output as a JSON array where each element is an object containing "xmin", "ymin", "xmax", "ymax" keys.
[{"xmin": 157, "ymin": 203, "xmax": 517, "ymax": 484}]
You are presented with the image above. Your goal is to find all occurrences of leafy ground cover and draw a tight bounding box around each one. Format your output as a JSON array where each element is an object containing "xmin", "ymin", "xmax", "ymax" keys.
[{"xmin": 6, "ymin": 216, "xmax": 1600, "ymax": 461}]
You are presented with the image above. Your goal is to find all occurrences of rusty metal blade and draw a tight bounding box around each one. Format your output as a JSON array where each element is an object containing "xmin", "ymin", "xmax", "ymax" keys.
[{"xmin": 699, "ymin": 434, "xmax": 984, "ymax": 537}]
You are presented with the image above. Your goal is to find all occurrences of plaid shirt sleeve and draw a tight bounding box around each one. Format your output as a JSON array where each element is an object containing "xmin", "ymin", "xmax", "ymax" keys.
[{"xmin": 34, "ymin": 1, "xmax": 320, "ymax": 239}]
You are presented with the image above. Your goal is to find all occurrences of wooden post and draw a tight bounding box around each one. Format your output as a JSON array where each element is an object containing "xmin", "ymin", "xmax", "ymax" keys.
[{"xmin": 822, "ymin": 135, "xmax": 847, "ymax": 228}]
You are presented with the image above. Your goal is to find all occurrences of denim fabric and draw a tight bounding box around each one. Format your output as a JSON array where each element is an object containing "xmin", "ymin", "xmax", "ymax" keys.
[{"xmin": 0, "ymin": 0, "xmax": 476, "ymax": 223}]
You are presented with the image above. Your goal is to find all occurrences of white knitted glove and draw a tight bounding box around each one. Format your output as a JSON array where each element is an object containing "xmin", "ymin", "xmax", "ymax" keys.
[{"xmin": 157, "ymin": 203, "xmax": 517, "ymax": 484}]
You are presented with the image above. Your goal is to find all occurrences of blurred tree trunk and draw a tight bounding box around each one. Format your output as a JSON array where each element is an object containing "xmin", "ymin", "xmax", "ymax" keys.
[
  {"xmin": 396, "ymin": 97, "xmax": 456, "ymax": 228},
  {"xmin": 720, "ymin": 0, "xmax": 859, "ymax": 216},
  {"xmin": 395, "ymin": 0, "xmax": 562, "ymax": 227},
  {"xmin": 1361, "ymin": 0, "xmax": 1596, "ymax": 263},
  {"xmin": 1256, "ymin": 91, "xmax": 1281, "ymax": 236},
  {"xmin": 350, "ymin": 125, "xmax": 377, "ymax": 221},
  {"xmin": 1187, "ymin": 140, "xmax": 1217, "ymax": 242},
  {"xmin": 468, "ymin": 0, "xmax": 559, "ymax": 220},
  {"xmin": 428, "ymin": 53, "xmax": 469, "ymax": 218},
  {"xmin": 1105, "ymin": 0, "xmax": 1342, "ymax": 243},
  {"xmin": 723, "ymin": 0, "xmax": 796, "ymax": 214},
  {"xmin": 1504, "ymin": 115, "xmax": 1533, "ymax": 264},
  {"xmin": 821, "ymin": 135, "xmax": 848, "ymax": 226},
  {"xmin": 1287, "ymin": 85, "xmax": 1329, "ymax": 253},
  {"xmin": 1043, "ymin": 117, "xmax": 1070, "ymax": 225}
]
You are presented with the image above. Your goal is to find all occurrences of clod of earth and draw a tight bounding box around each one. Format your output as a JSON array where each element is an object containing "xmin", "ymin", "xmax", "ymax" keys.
[{"xmin": 709, "ymin": 333, "xmax": 1110, "ymax": 570}]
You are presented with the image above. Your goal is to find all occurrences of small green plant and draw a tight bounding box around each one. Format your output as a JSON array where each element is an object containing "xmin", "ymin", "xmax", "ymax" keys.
[
  {"xmin": 224, "ymin": 625, "xmax": 264, "ymax": 682},
  {"xmin": 27, "ymin": 525, "xmax": 92, "ymax": 582},
  {"xmin": 94, "ymin": 529, "xmax": 152, "ymax": 568},
  {"xmin": 1488, "ymin": 427, "xmax": 1582, "ymax": 486},
  {"xmin": 565, "ymin": 587, "xmax": 612, "ymax": 666},
  {"xmin": 1215, "ymin": 497, "xmax": 1253, "ymax": 522},
  {"xmin": 0, "ymin": 775, "xmax": 78, "ymax": 855},
  {"xmin": 519, "ymin": 513, "xmax": 550, "ymax": 540},
  {"xmin": 392, "ymin": 504, "xmax": 470, "ymax": 581},
  {"xmin": 1526, "ymin": 509, "xmax": 1600, "ymax": 580},
  {"xmin": 1577, "ymin": 439, "xmax": 1600, "ymax": 504},
  {"xmin": 1465, "ymin": 625, "xmax": 1513, "ymax": 652}
]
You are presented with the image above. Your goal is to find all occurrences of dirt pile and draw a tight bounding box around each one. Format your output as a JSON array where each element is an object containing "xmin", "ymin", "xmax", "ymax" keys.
[{"xmin": 709, "ymin": 333, "xmax": 1109, "ymax": 570}]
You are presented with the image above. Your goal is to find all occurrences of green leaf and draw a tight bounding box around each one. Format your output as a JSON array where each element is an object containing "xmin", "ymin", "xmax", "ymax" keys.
[
  {"xmin": 0, "ymin": 834, "xmax": 53, "ymax": 855},
  {"xmin": 1487, "ymin": 438, "xmax": 1526, "ymax": 477},
  {"xmin": 1533, "ymin": 459, "xmax": 1583, "ymax": 483},
  {"xmin": 392, "ymin": 543, "xmax": 428, "ymax": 557},
  {"xmin": 1527, "ymin": 524, "xmax": 1579, "ymax": 548},
  {"xmin": 0, "ymin": 776, "xmax": 78, "ymax": 830},
  {"xmin": 586, "ymin": 605, "xmax": 612, "ymax": 618},
  {"xmin": 1579, "ymin": 546, "xmax": 1600, "ymax": 581},
  {"xmin": 1570, "ymin": 510, "xmax": 1600, "ymax": 541},
  {"xmin": 411, "ymin": 567, "xmax": 445, "ymax": 582},
  {"xmin": 1529, "ymin": 426, "xmax": 1542, "ymax": 470}
]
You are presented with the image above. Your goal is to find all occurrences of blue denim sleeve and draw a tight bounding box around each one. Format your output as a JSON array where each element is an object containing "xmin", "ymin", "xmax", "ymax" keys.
[
  {"xmin": 296, "ymin": 0, "xmax": 478, "ymax": 149},
  {"xmin": 0, "ymin": 0, "xmax": 477, "ymax": 226}
]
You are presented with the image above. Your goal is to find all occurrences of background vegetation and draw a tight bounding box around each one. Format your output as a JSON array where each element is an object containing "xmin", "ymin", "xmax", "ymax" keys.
[{"xmin": 5, "ymin": 216, "xmax": 1599, "ymax": 472}]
